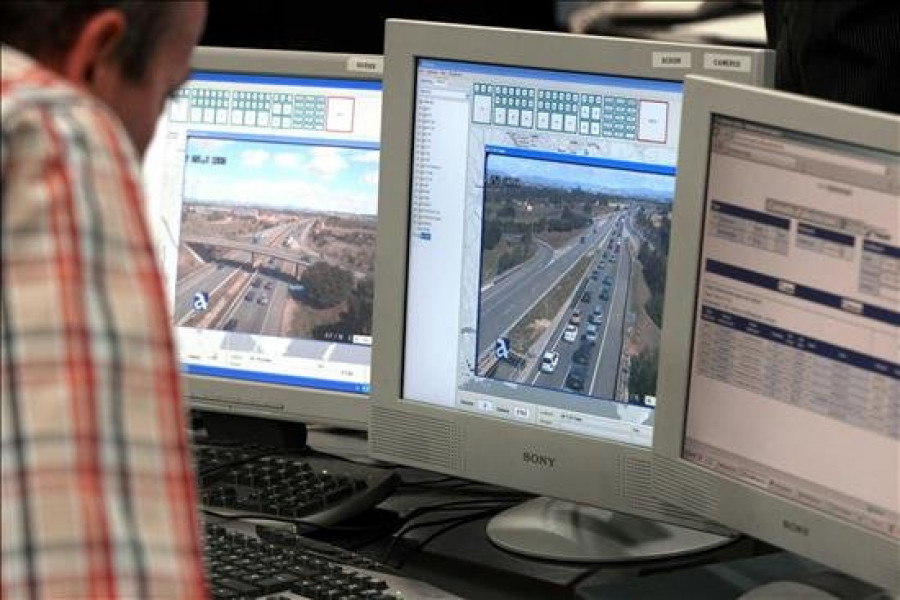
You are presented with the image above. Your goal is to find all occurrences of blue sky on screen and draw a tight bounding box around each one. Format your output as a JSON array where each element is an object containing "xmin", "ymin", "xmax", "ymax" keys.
[
  {"xmin": 487, "ymin": 153, "xmax": 674, "ymax": 202},
  {"xmin": 182, "ymin": 137, "xmax": 379, "ymax": 216}
]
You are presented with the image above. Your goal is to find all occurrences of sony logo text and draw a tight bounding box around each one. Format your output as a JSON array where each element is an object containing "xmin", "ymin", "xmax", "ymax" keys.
[
  {"xmin": 523, "ymin": 452, "xmax": 555, "ymax": 468},
  {"xmin": 782, "ymin": 519, "xmax": 810, "ymax": 537}
]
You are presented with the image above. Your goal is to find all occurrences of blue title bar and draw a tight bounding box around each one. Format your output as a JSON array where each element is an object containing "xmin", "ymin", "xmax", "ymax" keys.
[
  {"xmin": 186, "ymin": 131, "xmax": 380, "ymax": 151},
  {"xmin": 184, "ymin": 363, "xmax": 370, "ymax": 394},
  {"xmin": 863, "ymin": 240, "xmax": 900, "ymax": 259},
  {"xmin": 705, "ymin": 259, "xmax": 900, "ymax": 327},
  {"xmin": 711, "ymin": 200, "xmax": 789, "ymax": 230},
  {"xmin": 797, "ymin": 223, "xmax": 855, "ymax": 247},
  {"xmin": 700, "ymin": 305, "xmax": 899, "ymax": 379},
  {"xmin": 485, "ymin": 145, "xmax": 676, "ymax": 176},
  {"xmin": 190, "ymin": 70, "xmax": 382, "ymax": 90}
]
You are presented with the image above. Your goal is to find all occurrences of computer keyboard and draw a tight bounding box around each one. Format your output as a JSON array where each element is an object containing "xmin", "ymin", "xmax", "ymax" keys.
[
  {"xmin": 204, "ymin": 522, "xmax": 462, "ymax": 599},
  {"xmin": 195, "ymin": 443, "xmax": 399, "ymax": 526}
]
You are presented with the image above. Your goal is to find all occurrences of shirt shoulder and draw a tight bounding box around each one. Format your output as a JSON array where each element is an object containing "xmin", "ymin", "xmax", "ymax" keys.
[
  {"xmin": 3, "ymin": 45, "xmax": 85, "ymax": 115},
  {"xmin": 2, "ymin": 45, "xmax": 136, "ymax": 165},
  {"xmin": 2, "ymin": 46, "xmax": 143, "ymax": 230}
]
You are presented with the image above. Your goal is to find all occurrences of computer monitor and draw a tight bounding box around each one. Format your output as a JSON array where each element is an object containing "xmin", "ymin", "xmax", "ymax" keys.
[
  {"xmin": 143, "ymin": 47, "xmax": 383, "ymax": 442},
  {"xmin": 369, "ymin": 19, "xmax": 773, "ymax": 561},
  {"xmin": 653, "ymin": 75, "xmax": 899, "ymax": 594}
]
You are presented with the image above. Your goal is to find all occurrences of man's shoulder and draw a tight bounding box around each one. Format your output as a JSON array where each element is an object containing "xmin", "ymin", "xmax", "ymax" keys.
[
  {"xmin": 1, "ymin": 45, "xmax": 117, "ymax": 131},
  {"xmin": 2, "ymin": 46, "xmax": 136, "ymax": 167},
  {"xmin": 2, "ymin": 45, "xmax": 82, "ymax": 107}
]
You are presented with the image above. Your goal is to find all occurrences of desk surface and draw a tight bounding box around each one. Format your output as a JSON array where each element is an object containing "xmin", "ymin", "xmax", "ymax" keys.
[{"xmin": 305, "ymin": 427, "xmax": 784, "ymax": 600}]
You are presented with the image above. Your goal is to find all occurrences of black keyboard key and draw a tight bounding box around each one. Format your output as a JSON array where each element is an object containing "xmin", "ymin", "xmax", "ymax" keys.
[
  {"xmin": 235, "ymin": 572, "xmax": 265, "ymax": 585},
  {"xmin": 286, "ymin": 563, "xmax": 321, "ymax": 578},
  {"xmin": 261, "ymin": 573, "xmax": 300, "ymax": 591},
  {"xmin": 216, "ymin": 577, "xmax": 260, "ymax": 596},
  {"xmin": 343, "ymin": 583, "xmax": 365, "ymax": 595},
  {"xmin": 209, "ymin": 585, "xmax": 240, "ymax": 599},
  {"xmin": 315, "ymin": 574, "xmax": 345, "ymax": 590},
  {"xmin": 294, "ymin": 582, "xmax": 325, "ymax": 597},
  {"xmin": 255, "ymin": 573, "xmax": 300, "ymax": 593}
]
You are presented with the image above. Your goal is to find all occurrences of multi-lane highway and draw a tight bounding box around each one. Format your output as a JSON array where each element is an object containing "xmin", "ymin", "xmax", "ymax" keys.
[
  {"xmin": 527, "ymin": 220, "xmax": 629, "ymax": 399},
  {"xmin": 177, "ymin": 211, "xmax": 375, "ymax": 339},
  {"xmin": 174, "ymin": 254, "xmax": 243, "ymax": 324},
  {"xmin": 478, "ymin": 213, "xmax": 618, "ymax": 359},
  {"xmin": 175, "ymin": 218, "xmax": 312, "ymax": 334},
  {"xmin": 485, "ymin": 210, "xmax": 636, "ymax": 402}
]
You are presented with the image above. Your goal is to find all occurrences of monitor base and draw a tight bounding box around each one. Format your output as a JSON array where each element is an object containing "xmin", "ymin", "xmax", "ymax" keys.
[{"xmin": 486, "ymin": 496, "xmax": 733, "ymax": 563}]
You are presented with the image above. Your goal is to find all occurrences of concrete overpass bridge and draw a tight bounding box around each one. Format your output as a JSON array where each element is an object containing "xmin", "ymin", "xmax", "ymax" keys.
[{"xmin": 182, "ymin": 233, "xmax": 312, "ymax": 277}]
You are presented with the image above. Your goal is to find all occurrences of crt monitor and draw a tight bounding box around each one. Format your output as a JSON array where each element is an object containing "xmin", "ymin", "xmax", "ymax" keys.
[
  {"xmin": 144, "ymin": 47, "xmax": 383, "ymax": 441},
  {"xmin": 653, "ymin": 75, "xmax": 899, "ymax": 594},
  {"xmin": 369, "ymin": 19, "xmax": 773, "ymax": 560}
]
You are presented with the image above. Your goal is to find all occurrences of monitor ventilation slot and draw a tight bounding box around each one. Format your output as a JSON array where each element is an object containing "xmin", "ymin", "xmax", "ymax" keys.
[
  {"xmin": 652, "ymin": 456, "xmax": 721, "ymax": 517},
  {"xmin": 371, "ymin": 407, "xmax": 463, "ymax": 472}
]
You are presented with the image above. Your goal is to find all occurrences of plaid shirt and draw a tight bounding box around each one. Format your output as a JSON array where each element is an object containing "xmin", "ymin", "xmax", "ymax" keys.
[{"xmin": 1, "ymin": 46, "xmax": 208, "ymax": 599}]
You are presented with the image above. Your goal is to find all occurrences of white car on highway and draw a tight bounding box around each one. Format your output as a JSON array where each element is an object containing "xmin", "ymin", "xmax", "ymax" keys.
[
  {"xmin": 540, "ymin": 351, "xmax": 560, "ymax": 373},
  {"xmin": 563, "ymin": 324, "xmax": 578, "ymax": 342}
]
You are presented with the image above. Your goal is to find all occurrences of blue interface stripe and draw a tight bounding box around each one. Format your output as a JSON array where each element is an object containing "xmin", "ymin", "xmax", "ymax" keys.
[
  {"xmin": 863, "ymin": 240, "xmax": 900, "ymax": 259},
  {"xmin": 705, "ymin": 259, "xmax": 900, "ymax": 327},
  {"xmin": 186, "ymin": 131, "xmax": 380, "ymax": 150},
  {"xmin": 190, "ymin": 71, "xmax": 382, "ymax": 90},
  {"xmin": 484, "ymin": 145, "xmax": 676, "ymax": 176},
  {"xmin": 183, "ymin": 364, "xmax": 370, "ymax": 394},
  {"xmin": 711, "ymin": 200, "xmax": 789, "ymax": 230},
  {"xmin": 419, "ymin": 59, "xmax": 684, "ymax": 93},
  {"xmin": 700, "ymin": 305, "xmax": 900, "ymax": 379},
  {"xmin": 797, "ymin": 223, "xmax": 855, "ymax": 246}
]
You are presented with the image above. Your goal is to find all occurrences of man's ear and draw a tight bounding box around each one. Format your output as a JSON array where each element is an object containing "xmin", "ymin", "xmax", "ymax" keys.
[{"xmin": 60, "ymin": 8, "xmax": 127, "ymax": 89}]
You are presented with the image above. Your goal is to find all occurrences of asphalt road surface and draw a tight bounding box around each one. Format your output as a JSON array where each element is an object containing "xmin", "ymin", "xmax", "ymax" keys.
[
  {"xmin": 490, "ymin": 212, "xmax": 634, "ymax": 402},
  {"xmin": 478, "ymin": 213, "xmax": 617, "ymax": 359}
]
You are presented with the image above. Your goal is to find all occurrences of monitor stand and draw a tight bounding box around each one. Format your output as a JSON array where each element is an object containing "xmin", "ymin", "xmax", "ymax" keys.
[
  {"xmin": 486, "ymin": 497, "xmax": 733, "ymax": 562},
  {"xmin": 197, "ymin": 411, "xmax": 308, "ymax": 451}
]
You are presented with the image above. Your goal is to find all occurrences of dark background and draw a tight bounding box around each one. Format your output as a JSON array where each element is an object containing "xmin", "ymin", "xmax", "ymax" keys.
[
  {"xmin": 201, "ymin": 1, "xmax": 562, "ymax": 54},
  {"xmin": 201, "ymin": 1, "xmax": 900, "ymax": 117}
]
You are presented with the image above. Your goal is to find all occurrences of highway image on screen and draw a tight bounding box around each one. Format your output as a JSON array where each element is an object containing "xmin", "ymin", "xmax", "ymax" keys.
[
  {"xmin": 174, "ymin": 136, "xmax": 378, "ymax": 345},
  {"xmin": 476, "ymin": 154, "xmax": 673, "ymax": 405}
]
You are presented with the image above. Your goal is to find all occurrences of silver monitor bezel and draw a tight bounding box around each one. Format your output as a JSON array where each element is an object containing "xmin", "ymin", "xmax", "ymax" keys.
[
  {"xmin": 175, "ymin": 47, "xmax": 382, "ymax": 430},
  {"xmin": 654, "ymin": 74, "xmax": 900, "ymax": 592},
  {"xmin": 370, "ymin": 19, "xmax": 773, "ymax": 529}
]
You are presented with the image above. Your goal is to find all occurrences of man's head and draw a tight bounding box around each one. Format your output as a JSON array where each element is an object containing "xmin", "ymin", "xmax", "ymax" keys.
[{"xmin": 1, "ymin": 1, "xmax": 206, "ymax": 157}]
